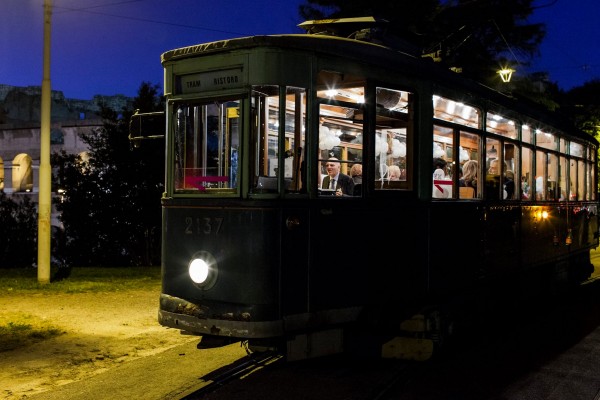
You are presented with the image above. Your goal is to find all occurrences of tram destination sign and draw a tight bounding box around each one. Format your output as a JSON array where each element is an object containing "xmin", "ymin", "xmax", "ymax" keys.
[{"xmin": 178, "ymin": 68, "xmax": 244, "ymax": 94}]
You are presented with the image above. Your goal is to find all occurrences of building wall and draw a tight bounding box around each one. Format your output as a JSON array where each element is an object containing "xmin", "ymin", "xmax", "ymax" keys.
[{"xmin": 0, "ymin": 84, "xmax": 132, "ymax": 227}]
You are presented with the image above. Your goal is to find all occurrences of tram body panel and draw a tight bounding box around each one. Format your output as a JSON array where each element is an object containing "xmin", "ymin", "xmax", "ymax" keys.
[
  {"xmin": 427, "ymin": 202, "xmax": 484, "ymax": 295},
  {"xmin": 307, "ymin": 199, "xmax": 428, "ymax": 317},
  {"xmin": 482, "ymin": 205, "xmax": 521, "ymax": 277},
  {"xmin": 159, "ymin": 205, "xmax": 282, "ymax": 336}
]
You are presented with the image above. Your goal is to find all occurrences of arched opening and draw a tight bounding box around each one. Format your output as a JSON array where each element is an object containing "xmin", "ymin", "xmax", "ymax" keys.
[{"xmin": 12, "ymin": 153, "xmax": 33, "ymax": 192}]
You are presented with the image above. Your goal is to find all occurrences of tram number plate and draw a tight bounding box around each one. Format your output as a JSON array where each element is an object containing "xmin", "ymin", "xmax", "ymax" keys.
[{"xmin": 185, "ymin": 217, "xmax": 223, "ymax": 235}]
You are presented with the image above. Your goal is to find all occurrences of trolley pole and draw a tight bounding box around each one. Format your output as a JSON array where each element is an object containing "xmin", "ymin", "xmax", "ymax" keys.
[{"xmin": 38, "ymin": 0, "xmax": 52, "ymax": 284}]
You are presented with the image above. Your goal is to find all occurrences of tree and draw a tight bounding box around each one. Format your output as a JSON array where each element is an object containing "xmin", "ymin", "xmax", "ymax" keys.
[
  {"xmin": 53, "ymin": 82, "xmax": 164, "ymax": 267},
  {"xmin": 0, "ymin": 192, "xmax": 37, "ymax": 268},
  {"xmin": 561, "ymin": 80, "xmax": 600, "ymax": 140},
  {"xmin": 298, "ymin": 0, "xmax": 545, "ymax": 90}
]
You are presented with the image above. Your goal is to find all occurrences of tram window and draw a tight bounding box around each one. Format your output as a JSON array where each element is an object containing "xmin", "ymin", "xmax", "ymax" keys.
[
  {"xmin": 503, "ymin": 143, "xmax": 518, "ymax": 200},
  {"xmin": 570, "ymin": 141, "xmax": 583, "ymax": 157},
  {"xmin": 433, "ymin": 95, "xmax": 480, "ymax": 128},
  {"xmin": 485, "ymin": 138, "xmax": 503, "ymax": 200},
  {"xmin": 432, "ymin": 125, "xmax": 453, "ymax": 198},
  {"xmin": 559, "ymin": 155, "xmax": 568, "ymax": 201},
  {"xmin": 577, "ymin": 159, "xmax": 585, "ymax": 201},
  {"xmin": 459, "ymin": 130, "xmax": 480, "ymax": 199},
  {"xmin": 560, "ymin": 137, "xmax": 568, "ymax": 153},
  {"xmin": 586, "ymin": 160, "xmax": 595, "ymax": 201},
  {"xmin": 172, "ymin": 99, "xmax": 240, "ymax": 194},
  {"xmin": 249, "ymin": 86, "xmax": 306, "ymax": 194},
  {"xmin": 316, "ymin": 70, "xmax": 364, "ymax": 197},
  {"xmin": 547, "ymin": 153, "xmax": 559, "ymax": 201},
  {"xmin": 521, "ymin": 146, "xmax": 533, "ymax": 200},
  {"xmin": 486, "ymin": 112, "xmax": 517, "ymax": 139},
  {"xmin": 535, "ymin": 128, "xmax": 557, "ymax": 151},
  {"xmin": 522, "ymin": 124, "xmax": 532, "ymax": 144},
  {"xmin": 374, "ymin": 87, "xmax": 412, "ymax": 191},
  {"xmin": 534, "ymin": 150, "xmax": 546, "ymax": 200}
]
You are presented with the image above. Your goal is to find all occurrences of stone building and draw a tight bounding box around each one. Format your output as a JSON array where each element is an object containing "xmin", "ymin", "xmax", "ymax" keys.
[{"xmin": 0, "ymin": 84, "xmax": 132, "ymax": 226}]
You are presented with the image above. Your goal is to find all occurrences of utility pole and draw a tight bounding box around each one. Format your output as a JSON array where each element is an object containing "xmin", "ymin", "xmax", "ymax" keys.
[{"xmin": 38, "ymin": 0, "xmax": 52, "ymax": 284}]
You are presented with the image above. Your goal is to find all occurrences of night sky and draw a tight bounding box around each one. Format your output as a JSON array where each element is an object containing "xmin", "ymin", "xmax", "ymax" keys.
[{"xmin": 1, "ymin": 0, "xmax": 598, "ymax": 100}]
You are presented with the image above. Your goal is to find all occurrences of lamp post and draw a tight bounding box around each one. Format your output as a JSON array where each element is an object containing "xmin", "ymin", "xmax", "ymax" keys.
[{"xmin": 38, "ymin": 0, "xmax": 52, "ymax": 284}]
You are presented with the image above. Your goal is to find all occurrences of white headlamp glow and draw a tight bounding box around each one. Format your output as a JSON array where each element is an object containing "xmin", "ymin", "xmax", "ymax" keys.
[{"xmin": 188, "ymin": 251, "xmax": 218, "ymax": 289}]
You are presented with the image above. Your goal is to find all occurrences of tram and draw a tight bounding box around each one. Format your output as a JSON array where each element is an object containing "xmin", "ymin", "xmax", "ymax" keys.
[{"xmin": 130, "ymin": 17, "xmax": 599, "ymax": 361}]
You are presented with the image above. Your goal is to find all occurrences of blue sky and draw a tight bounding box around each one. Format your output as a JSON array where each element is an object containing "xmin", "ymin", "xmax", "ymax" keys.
[{"xmin": 1, "ymin": 0, "xmax": 598, "ymax": 100}]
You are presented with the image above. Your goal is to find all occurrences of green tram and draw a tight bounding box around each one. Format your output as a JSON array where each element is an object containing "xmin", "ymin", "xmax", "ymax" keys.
[{"xmin": 131, "ymin": 19, "xmax": 599, "ymax": 361}]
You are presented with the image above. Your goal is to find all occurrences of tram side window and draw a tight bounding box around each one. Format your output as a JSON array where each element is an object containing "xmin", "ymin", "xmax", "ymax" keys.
[
  {"xmin": 485, "ymin": 138, "xmax": 504, "ymax": 200},
  {"xmin": 547, "ymin": 153, "xmax": 559, "ymax": 201},
  {"xmin": 521, "ymin": 146, "xmax": 533, "ymax": 200},
  {"xmin": 503, "ymin": 143, "xmax": 518, "ymax": 200},
  {"xmin": 534, "ymin": 150, "xmax": 546, "ymax": 200},
  {"xmin": 432, "ymin": 125, "xmax": 453, "ymax": 198},
  {"xmin": 459, "ymin": 130, "xmax": 480, "ymax": 198},
  {"xmin": 250, "ymin": 86, "xmax": 306, "ymax": 194},
  {"xmin": 587, "ymin": 159, "xmax": 595, "ymax": 201},
  {"xmin": 316, "ymin": 70, "xmax": 364, "ymax": 197},
  {"xmin": 432, "ymin": 96, "xmax": 480, "ymax": 199},
  {"xmin": 559, "ymin": 155, "xmax": 568, "ymax": 201},
  {"xmin": 173, "ymin": 99, "xmax": 240, "ymax": 194},
  {"xmin": 577, "ymin": 159, "xmax": 585, "ymax": 201},
  {"xmin": 374, "ymin": 87, "xmax": 412, "ymax": 191}
]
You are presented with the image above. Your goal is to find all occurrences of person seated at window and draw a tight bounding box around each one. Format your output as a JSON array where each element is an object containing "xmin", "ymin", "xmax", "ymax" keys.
[
  {"xmin": 350, "ymin": 163, "xmax": 362, "ymax": 196},
  {"xmin": 388, "ymin": 165, "xmax": 402, "ymax": 181},
  {"xmin": 521, "ymin": 176, "xmax": 530, "ymax": 199},
  {"xmin": 459, "ymin": 160, "xmax": 478, "ymax": 189},
  {"xmin": 433, "ymin": 158, "xmax": 447, "ymax": 180},
  {"xmin": 486, "ymin": 158, "xmax": 507, "ymax": 199},
  {"xmin": 432, "ymin": 157, "xmax": 451, "ymax": 198},
  {"xmin": 504, "ymin": 170, "xmax": 515, "ymax": 199},
  {"xmin": 321, "ymin": 157, "xmax": 354, "ymax": 196}
]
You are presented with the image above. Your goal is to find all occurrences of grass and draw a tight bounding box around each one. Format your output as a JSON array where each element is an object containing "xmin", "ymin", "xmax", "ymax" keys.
[
  {"xmin": 0, "ymin": 266, "xmax": 161, "ymax": 293},
  {"xmin": 0, "ymin": 314, "xmax": 64, "ymax": 351},
  {"xmin": 0, "ymin": 266, "xmax": 161, "ymax": 351}
]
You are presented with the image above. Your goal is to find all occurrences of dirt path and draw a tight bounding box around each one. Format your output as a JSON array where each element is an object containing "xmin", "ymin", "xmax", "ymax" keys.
[{"xmin": 0, "ymin": 289, "xmax": 197, "ymax": 399}]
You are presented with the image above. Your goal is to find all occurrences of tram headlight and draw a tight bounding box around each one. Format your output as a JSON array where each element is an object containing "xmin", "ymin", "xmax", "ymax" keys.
[{"xmin": 188, "ymin": 251, "xmax": 218, "ymax": 289}]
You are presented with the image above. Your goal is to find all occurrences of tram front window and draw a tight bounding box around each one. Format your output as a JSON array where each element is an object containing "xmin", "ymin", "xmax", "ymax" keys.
[
  {"xmin": 172, "ymin": 99, "xmax": 240, "ymax": 194},
  {"xmin": 250, "ymin": 86, "xmax": 306, "ymax": 194}
]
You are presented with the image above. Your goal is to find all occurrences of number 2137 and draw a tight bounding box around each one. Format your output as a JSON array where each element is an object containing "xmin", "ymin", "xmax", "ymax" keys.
[{"xmin": 185, "ymin": 217, "xmax": 223, "ymax": 235}]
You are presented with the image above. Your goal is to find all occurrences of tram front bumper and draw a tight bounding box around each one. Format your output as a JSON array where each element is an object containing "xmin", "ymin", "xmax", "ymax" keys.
[{"xmin": 158, "ymin": 294, "xmax": 284, "ymax": 339}]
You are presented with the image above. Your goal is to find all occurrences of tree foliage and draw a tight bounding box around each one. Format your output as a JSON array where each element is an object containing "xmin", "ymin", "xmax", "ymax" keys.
[
  {"xmin": 297, "ymin": 1, "xmax": 600, "ymax": 140},
  {"xmin": 560, "ymin": 80, "xmax": 600, "ymax": 141},
  {"xmin": 52, "ymin": 82, "xmax": 164, "ymax": 267},
  {"xmin": 299, "ymin": 0, "xmax": 545, "ymax": 89},
  {"xmin": 0, "ymin": 192, "xmax": 37, "ymax": 268}
]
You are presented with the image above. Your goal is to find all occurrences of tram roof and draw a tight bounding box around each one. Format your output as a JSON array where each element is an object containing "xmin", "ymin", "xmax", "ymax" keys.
[{"xmin": 161, "ymin": 34, "xmax": 595, "ymax": 145}]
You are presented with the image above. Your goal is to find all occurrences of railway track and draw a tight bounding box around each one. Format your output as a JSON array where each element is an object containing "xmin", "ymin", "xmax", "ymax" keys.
[{"xmin": 179, "ymin": 349, "xmax": 283, "ymax": 399}]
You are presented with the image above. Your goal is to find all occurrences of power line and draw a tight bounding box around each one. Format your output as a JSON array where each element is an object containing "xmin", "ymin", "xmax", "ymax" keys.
[{"xmin": 52, "ymin": 0, "xmax": 250, "ymax": 37}]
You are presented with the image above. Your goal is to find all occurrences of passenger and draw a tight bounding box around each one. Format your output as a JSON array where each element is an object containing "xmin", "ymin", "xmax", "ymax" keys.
[
  {"xmin": 521, "ymin": 176, "xmax": 530, "ymax": 199},
  {"xmin": 488, "ymin": 158, "xmax": 501, "ymax": 175},
  {"xmin": 433, "ymin": 158, "xmax": 447, "ymax": 181},
  {"xmin": 388, "ymin": 165, "xmax": 402, "ymax": 181},
  {"xmin": 350, "ymin": 163, "xmax": 362, "ymax": 196},
  {"xmin": 432, "ymin": 158, "xmax": 450, "ymax": 198},
  {"xmin": 504, "ymin": 170, "xmax": 515, "ymax": 199},
  {"xmin": 486, "ymin": 159, "xmax": 509, "ymax": 199},
  {"xmin": 459, "ymin": 160, "xmax": 478, "ymax": 188},
  {"xmin": 321, "ymin": 157, "xmax": 354, "ymax": 196}
]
